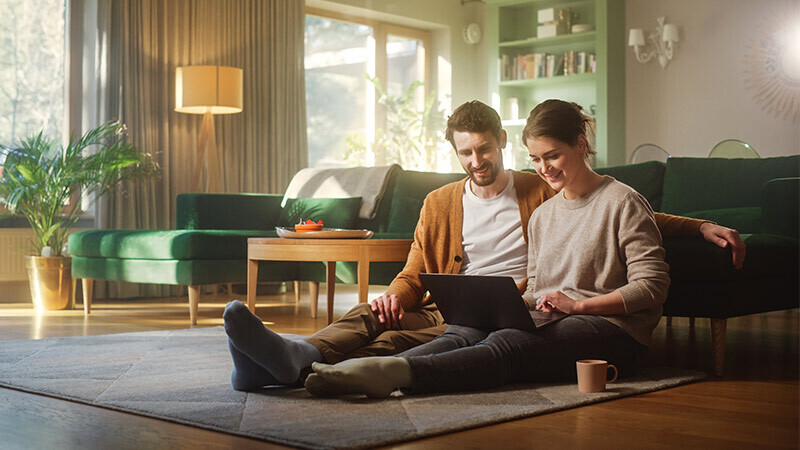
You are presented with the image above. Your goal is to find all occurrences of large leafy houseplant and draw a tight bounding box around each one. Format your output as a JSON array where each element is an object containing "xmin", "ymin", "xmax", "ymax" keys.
[
  {"xmin": 346, "ymin": 76, "xmax": 446, "ymax": 170},
  {"xmin": 0, "ymin": 121, "xmax": 159, "ymax": 256}
]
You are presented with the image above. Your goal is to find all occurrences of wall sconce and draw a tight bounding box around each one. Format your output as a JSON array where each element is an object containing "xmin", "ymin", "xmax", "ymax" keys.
[{"xmin": 628, "ymin": 17, "xmax": 680, "ymax": 69}]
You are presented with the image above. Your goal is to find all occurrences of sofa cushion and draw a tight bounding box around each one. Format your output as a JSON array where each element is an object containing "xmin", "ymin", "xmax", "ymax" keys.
[
  {"xmin": 661, "ymin": 156, "xmax": 800, "ymax": 215},
  {"xmin": 68, "ymin": 229, "xmax": 277, "ymax": 260},
  {"xmin": 761, "ymin": 177, "xmax": 800, "ymax": 238},
  {"xmin": 681, "ymin": 206, "xmax": 762, "ymax": 234},
  {"xmin": 72, "ymin": 257, "xmax": 299, "ymax": 285},
  {"xmin": 386, "ymin": 171, "xmax": 465, "ymax": 233},
  {"xmin": 177, "ymin": 193, "xmax": 284, "ymax": 230},
  {"xmin": 594, "ymin": 161, "xmax": 666, "ymax": 211},
  {"xmin": 277, "ymin": 197, "xmax": 362, "ymax": 229}
]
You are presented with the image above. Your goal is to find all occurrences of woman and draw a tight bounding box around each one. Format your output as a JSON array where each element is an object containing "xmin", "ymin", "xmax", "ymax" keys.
[{"xmin": 304, "ymin": 99, "xmax": 670, "ymax": 398}]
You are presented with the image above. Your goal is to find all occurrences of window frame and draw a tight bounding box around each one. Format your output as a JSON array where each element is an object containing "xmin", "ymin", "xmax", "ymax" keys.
[{"xmin": 304, "ymin": 7, "xmax": 432, "ymax": 167}]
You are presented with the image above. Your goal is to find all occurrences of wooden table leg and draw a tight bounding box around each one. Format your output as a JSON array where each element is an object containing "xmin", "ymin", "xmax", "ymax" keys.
[
  {"xmin": 357, "ymin": 247, "xmax": 370, "ymax": 304},
  {"xmin": 309, "ymin": 282, "xmax": 319, "ymax": 319},
  {"xmin": 247, "ymin": 258, "xmax": 258, "ymax": 313},
  {"xmin": 326, "ymin": 261, "xmax": 336, "ymax": 325}
]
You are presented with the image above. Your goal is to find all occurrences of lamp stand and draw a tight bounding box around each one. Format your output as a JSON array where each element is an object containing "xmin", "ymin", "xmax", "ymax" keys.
[{"xmin": 191, "ymin": 112, "xmax": 221, "ymax": 192}]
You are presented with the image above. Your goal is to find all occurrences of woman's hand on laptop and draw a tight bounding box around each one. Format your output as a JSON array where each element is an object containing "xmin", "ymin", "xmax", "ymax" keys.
[
  {"xmin": 536, "ymin": 291, "xmax": 578, "ymax": 314},
  {"xmin": 371, "ymin": 294, "xmax": 405, "ymax": 329}
]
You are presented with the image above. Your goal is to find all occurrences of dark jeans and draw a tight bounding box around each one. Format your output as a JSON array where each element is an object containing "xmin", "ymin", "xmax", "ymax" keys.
[{"xmin": 397, "ymin": 315, "xmax": 647, "ymax": 394}]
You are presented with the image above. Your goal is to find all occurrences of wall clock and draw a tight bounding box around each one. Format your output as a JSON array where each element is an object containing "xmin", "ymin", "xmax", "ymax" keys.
[{"xmin": 463, "ymin": 23, "xmax": 481, "ymax": 45}]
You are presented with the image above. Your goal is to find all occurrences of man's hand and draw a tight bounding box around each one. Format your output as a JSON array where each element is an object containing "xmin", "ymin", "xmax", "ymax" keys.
[
  {"xmin": 699, "ymin": 222, "xmax": 746, "ymax": 269},
  {"xmin": 370, "ymin": 294, "xmax": 405, "ymax": 329}
]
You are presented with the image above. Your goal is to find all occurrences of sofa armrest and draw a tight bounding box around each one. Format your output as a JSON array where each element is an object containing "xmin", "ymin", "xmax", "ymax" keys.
[
  {"xmin": 177, "ymin": 193, "xmax": 284, "ymax": 230},
  {"xmin": 761, "ymin": 177, "xmax": 799, "ymax": 238}
]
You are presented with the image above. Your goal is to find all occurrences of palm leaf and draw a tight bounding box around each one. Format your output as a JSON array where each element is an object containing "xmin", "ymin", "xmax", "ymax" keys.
[{"xmin": 0, "ymin": 121, "xmax": 160, "ymax": 255}]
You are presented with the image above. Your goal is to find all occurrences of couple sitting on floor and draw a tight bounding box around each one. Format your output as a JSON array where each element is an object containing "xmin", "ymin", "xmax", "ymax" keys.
[{"xmin": 223, "ymin": 99, "xmax": 745, "ymax": 397}]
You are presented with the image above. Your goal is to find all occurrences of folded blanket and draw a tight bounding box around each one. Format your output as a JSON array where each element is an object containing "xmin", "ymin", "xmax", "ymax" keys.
[{"xmin": 282, "ymin": 164, "xmax": 401, "ymax": 219}]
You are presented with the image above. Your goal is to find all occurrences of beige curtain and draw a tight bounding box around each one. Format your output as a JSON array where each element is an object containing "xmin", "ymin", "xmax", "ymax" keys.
[{"xmin": 90, "ymin": 0, "xmax": 307, "ymax": 298}]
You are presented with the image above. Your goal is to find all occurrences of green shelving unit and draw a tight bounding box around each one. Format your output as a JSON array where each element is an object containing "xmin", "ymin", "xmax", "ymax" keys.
[{"xmin": 487, "ymin": 0, "xmax": 625, "ymax": 168}]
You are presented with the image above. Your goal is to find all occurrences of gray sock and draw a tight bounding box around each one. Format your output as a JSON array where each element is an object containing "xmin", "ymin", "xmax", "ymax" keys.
[
  {"xmin": 228, "ymin": 338, "xmax": 280, "ymax": 391},
  {"xmin": 223, "ymin": 300, "xmax": 322, "ymax": 384},
  {"xmin": 307, "ymin": 357, "xmax": 412, "ymax": 398}
]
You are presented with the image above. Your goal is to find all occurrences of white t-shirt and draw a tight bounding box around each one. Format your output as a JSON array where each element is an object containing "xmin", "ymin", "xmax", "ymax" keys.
[{"xmin": 460, "ymin": 171, "xmax": 527, "ymax": 283}]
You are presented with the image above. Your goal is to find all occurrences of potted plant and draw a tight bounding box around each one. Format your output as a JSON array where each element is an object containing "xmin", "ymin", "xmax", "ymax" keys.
[{"xmin": 0, "ymin": 121, "xmax": 159, "ymax": 310}]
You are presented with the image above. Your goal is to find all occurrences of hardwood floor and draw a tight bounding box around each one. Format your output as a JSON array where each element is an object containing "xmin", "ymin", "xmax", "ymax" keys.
[{"xmin": 0, "ymin": 285, "xmax": 797, "ymax": 449}]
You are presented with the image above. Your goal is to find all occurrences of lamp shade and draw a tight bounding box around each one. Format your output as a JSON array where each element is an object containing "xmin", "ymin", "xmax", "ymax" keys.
[
  {"xmin": 662, "ymin": 24, "xmax": 679, "ymax": 43},
  {"xmin": 175, "ymin": 65, "xmax": 243, "ymax": 114},
  {"xmin": 628, "ymin": 28, "xmax": 645, "ymax": 47}
]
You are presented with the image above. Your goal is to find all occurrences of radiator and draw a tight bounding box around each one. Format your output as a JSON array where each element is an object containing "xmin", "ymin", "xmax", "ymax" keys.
[{"xmin": 0, "ymin": 229, "xmax": 34, "ymax": 281}]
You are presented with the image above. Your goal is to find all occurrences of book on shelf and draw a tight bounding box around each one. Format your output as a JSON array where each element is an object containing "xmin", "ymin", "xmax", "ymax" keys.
[
  {"xmin": 577, "ymin": 51, "xmax": 587, "ymax": 74},
  {"xmin": 499, "ymin": 51, "xmax": 595, "ymax": 81}
]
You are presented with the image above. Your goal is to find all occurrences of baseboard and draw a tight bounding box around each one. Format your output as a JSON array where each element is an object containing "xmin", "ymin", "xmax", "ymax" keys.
[{"xmin": 0, "ymin": 281, "xmax": 31, "ymax": 303}]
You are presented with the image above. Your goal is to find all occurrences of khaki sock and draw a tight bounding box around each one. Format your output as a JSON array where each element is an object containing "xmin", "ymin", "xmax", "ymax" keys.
[{"xmin": 307, "ymin": 357, "xmax": 412, "ymax": 398}]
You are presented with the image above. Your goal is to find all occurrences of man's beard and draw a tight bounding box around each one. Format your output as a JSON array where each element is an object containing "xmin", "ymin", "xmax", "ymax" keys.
[{"xmin": 468, "ymin": 161, "xmax": 500, "ymax": 186}]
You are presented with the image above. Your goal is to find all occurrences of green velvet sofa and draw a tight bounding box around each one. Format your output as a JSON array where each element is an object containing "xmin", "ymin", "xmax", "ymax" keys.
[{"xmin": 68, "ymin": 155, "xmax": 799, "ymax": 375}]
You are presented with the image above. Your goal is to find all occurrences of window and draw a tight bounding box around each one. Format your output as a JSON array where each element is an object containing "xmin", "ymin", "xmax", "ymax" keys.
[
  {"xmin": 305, "ymin": 10, "xmax": 445, "ymax": 171},
  {"xmin": 0, "ymin": 0, "xmax": 67, "ymax": 218},
  {"xmin": 0, "ymin": 0, "xmax": 67, "ymax": 150}
]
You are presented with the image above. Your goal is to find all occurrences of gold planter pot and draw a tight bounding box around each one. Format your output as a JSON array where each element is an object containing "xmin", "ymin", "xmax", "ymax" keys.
[{"xmin": 25, "ymin": 256, "xmax": 76, "ymax": 310}]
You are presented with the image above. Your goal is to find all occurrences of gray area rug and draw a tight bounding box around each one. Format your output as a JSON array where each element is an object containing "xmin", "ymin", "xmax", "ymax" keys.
[{"xmin": 0, "ymin": 326, "xmax": 705, "ymax": 449}]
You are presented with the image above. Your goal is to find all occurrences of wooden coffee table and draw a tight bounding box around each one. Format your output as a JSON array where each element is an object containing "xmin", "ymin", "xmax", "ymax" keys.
[{"xmin": 247, "ymin": 237, "xmax": 413, "ymax": 324}]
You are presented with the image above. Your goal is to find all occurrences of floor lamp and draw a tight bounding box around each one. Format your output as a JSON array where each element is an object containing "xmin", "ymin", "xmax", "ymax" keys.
[{"xmin": 175, "ymin": 65, "xmax": 243, "ymax": 192}]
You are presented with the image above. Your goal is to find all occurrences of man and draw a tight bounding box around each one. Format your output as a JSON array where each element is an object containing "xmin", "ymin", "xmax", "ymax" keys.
[{"xmin": 223, "ymin": 100, "xmax": 745, "ymax": 390}]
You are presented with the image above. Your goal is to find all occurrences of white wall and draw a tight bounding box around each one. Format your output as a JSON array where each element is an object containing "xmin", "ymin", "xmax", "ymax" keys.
[
  {"xmin": 306, "ymin": 0, "xmax": 489, "ymax": 110},
  {"xmin": 626, "ymin": 0, "xmax": 800, "ymax": 159}
]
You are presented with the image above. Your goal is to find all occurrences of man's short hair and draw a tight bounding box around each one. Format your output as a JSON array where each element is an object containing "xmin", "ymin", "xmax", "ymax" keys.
[{"xmin": 445, "ymin": 101, "xmax": 502, "ymax": 148}]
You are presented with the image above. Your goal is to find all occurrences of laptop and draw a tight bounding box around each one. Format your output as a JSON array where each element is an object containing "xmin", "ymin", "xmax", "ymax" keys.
[{"xmin": 419, "ymin": 273, "xmax": 566, "ymax": 331}]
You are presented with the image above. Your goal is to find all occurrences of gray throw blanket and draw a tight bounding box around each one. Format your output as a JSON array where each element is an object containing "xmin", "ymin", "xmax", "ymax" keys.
[{"xmin": 282, "ymin": 164, "xmax": 401, "ymax": 219}]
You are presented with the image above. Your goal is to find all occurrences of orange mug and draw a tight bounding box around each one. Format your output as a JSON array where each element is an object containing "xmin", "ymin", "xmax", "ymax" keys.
[{"xmin": 576, "ymin": 359, "xmax": 618, "ymax": 393}]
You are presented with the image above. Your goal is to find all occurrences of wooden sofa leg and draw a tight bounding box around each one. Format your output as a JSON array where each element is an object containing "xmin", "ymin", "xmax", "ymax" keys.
[
  {"xmin": 188, "ymin": 285, "xmax": 200, "ymax": 325},
  {"xmin": 81, "ymin": 279, "xmax": 93, "ymax": 315},
  {"xmin": 294, "ymin": 281, "xmax": 301, "ymax": 303},
  {"xmin": 666, "ymin": 317, "xmax": 672, "ymax": 326},
  {"xmin": 308, "ymin": 281, "xmax": 319, "ymax": 319},
  {"xmin": 710, "ymin": 318, "xmax": 727, "ymax": 377},
  {"xmin": 689, "ymin": 317, "xmax": 696, "ymax": 327}
]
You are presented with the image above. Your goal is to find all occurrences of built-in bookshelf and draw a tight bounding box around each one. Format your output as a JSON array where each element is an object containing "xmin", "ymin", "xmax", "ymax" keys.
[{"xmin": 487, "ymin": 0, "xmax": 626, "ymax": 168}]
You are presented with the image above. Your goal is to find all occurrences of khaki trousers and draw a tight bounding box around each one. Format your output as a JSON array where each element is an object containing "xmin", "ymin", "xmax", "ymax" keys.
[{"xmin": 305, "ymin": 303, "xmax": 447, "ymax": 364}]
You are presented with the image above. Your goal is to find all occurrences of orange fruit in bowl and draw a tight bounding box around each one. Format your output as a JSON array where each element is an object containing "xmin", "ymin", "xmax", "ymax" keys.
[{"xmin": 294, "ymin": 219, "xmax": 324, "ymax": 232}]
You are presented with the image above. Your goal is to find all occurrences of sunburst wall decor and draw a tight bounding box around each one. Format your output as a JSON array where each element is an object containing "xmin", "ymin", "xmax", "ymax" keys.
[{"xmin": 743, "ymin": 4, "xmax": 800, "ymax": 123}]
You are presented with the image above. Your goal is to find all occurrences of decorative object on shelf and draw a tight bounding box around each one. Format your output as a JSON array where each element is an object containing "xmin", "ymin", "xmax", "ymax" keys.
[
  {"xmin": 463, "ymin": 22, "xmax": 482, "ymax": 44},
  {"xmin": 629, "ymin": 143, "xmax": 670, "ymax": 164},
  {"xmin": 743, "ymin": 3, "xmax": 800, "ymax": 123},
  {"xmin": 628, "ymin": 17, "xmax": 680, "ymax": 69},
  {"xmin": 538, "ymin": 7, "xmax": 556, "ymax": 24},
  {"xmin": 708, "ymin": 139, "xmax": 760, "ymax": 159},
  {"xmin": 0, "ymin": 122, "xmax": 159, "ymax": 310},
  {"xmin": 175, "ymin": 65, "xmax": 243, "ymax": 192},
  {"xmin": 559, "ymin": 8, "xmax": 578, "ymax": 35},
  {"xmin": 571, "ymin": 24, "xmax": 594, "ymax": 33}
]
